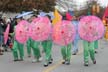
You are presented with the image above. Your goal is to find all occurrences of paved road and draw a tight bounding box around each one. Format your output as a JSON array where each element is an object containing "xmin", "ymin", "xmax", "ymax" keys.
[{"xmin": 0, "ymin": 39, "xmax": 108, "ymax": 72}]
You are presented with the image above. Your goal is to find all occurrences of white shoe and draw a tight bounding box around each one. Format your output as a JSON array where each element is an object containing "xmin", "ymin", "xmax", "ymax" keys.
[
  {"xmin": 38, "ymin": 57, "xmax": 43, "ymax": 61},
  {"xmin": 1, "ymin": 47, "xmax": 4, "ymax": 51},
  {"xmin": 32, "ymin": 57, "xmax": 43, "ymax": 63},
  {"xmin": 32, "ymin": 59, "xmax": 37, "ymax": 63}
]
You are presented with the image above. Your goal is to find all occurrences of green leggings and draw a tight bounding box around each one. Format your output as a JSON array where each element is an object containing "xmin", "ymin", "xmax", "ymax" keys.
[
  {"xmin": 83, "ymin": 40, "xmax": 95, "ymax": 63},
  {"xmin": 27, "ymin": 38, "xmax": 41, "ymax": 59},
  {"xmin": 94, "ymin": 40, "xmax": 98, "ymax": 49},
  {"xmin": 61, "ymin": 43, "xmax": 72, "ymax": 61},
  {"xmin": 41, "ymin": 40, "xmax": 52, "ymax": 61},
  {"xmin": 26, "ymin": 38, "xmax": 32, "ymax": 56},
  {"xmin": 12, "ymin": 40, "xmax": 24, "ymax": 60}
]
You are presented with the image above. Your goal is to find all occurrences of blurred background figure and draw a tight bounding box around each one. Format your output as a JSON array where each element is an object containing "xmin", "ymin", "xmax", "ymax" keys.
[
  {"xmin": 0, "ymin": 17, "xmax": 4, "ymax": 55},
  {"xmin": 72, "ymin": 16, "xmax": 80, "ymax": 55}
]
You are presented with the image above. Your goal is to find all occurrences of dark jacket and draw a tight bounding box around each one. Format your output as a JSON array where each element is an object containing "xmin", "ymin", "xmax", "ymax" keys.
[{"xmin": 0, "ymin": 23, "xmax": 4, "ymax": 35}]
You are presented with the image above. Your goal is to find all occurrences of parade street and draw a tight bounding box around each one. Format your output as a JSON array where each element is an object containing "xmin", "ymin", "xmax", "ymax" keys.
[{"xmin": 0, "ymin": 39, "xmax": 108, "ymax": 72}]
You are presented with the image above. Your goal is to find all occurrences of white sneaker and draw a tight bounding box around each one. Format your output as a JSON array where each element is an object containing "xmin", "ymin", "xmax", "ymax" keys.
[
  {"xmin": 38, "ymin": 57, "xmax": 43, "ymax": 61},
  {"xmin": 1, "ymin": 47, "xmax": 4, "ymax": 51},
  {"xmin": 32, "ymin": 59, "xmax": 37, "ymax": 63},
  {"xmin": 32, "ymin": 57, "xmax": 43, "ymax": 63}
]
